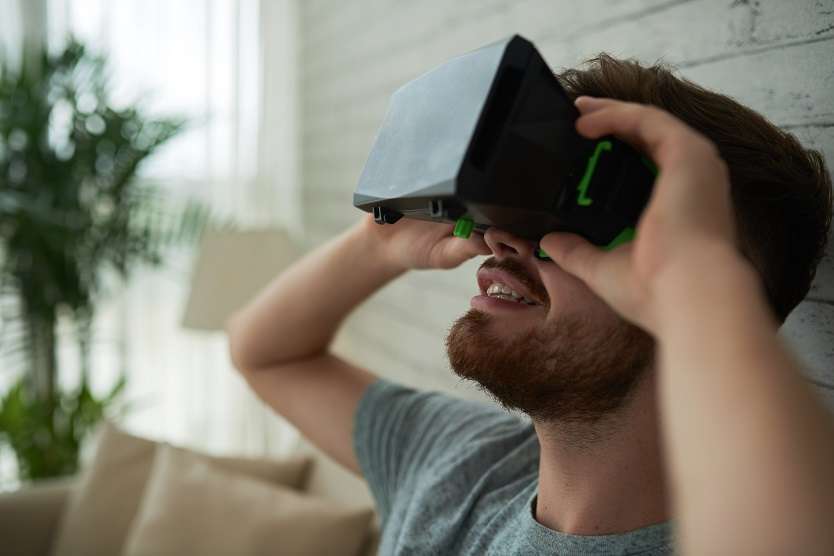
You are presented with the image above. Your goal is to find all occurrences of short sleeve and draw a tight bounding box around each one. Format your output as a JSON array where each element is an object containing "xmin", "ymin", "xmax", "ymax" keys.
[{"xmin": 352, "ymin": 379, "xmax": 527, "ymax": 521}]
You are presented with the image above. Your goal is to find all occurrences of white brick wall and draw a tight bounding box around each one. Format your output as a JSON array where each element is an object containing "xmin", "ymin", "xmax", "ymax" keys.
[{"xmin": 296, "ymin": 0, "xmax": 834, "ymax": 405}]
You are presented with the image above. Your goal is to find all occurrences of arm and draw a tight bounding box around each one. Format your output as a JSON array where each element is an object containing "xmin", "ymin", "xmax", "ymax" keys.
[
  {"xmin": 541, "ymin": 97, "xmax": 834, "ymax": 554},
  {"xmin": 228, "ymin": 218, "xmax": 404, "ymax": 370},
  {"xmin": 227, "ymin": 221, "xmax": 399, "ymax": 473},
  {"xmin": 227, "ymin": 215, "xmax": 489, "ymax": 474},
  {"xmin": 656, "ymin": 245, "xmax": 834, "ymax": 554}
]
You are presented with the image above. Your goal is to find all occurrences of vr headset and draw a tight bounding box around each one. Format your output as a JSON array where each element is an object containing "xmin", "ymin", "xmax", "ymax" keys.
[{"xmin": 353, "ymin": 35, "xmax": 657, "ymax": 254}]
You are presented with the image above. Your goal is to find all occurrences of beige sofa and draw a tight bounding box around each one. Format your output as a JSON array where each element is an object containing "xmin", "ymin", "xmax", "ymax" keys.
[{"xmin": 0, "ymin": 428, "xmax": 380, "ymax": 556}]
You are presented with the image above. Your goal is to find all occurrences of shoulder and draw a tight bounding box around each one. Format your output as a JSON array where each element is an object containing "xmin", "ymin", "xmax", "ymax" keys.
[
  {"xmin": 358, "ymin": 379, "xmax": 529, "ymax": 438},
  {"xmin": 356, "ymin": 378, "xmax": 537, "ymax": 472}
]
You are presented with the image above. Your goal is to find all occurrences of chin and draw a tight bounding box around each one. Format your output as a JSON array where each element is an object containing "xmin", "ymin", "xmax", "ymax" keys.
[{"xmin": 445, "ymin": 306, "xmax": 655, "ymax": 424}]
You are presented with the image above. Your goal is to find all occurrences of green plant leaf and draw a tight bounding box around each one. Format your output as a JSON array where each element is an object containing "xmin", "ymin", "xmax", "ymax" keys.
[{"xmin": 0, "ymin": 37, "xmax": 220, "ymax": 481}]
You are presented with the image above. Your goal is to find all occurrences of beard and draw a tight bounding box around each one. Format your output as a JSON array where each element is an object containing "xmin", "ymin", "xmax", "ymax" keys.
[{"xmin": 446, "ymin": 260, "xmax": 655, "ymax": 425}]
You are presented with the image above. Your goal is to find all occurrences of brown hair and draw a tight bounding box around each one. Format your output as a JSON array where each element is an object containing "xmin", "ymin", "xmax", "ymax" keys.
[{"xmin": 556, "ymin": 54, "xmax": 832, "ymax": 323}]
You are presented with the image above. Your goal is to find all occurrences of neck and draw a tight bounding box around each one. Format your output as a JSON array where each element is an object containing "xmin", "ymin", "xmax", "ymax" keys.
[{"xmin": 533, "ymin": 373, "xmax": 669, "ymax": 535}]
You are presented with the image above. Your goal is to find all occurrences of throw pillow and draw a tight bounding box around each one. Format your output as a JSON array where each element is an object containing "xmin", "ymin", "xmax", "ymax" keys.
[
  {"xmin": 123, "ymin": 445, "xmax": 373, "ymax": 556},
  {"xmin": 51, "ymin": 422, "xmax": 310, "ymax": 556}
]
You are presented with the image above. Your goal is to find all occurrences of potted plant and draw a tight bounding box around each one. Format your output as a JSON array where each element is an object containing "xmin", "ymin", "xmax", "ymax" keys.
[{"xmin": 0, "ymin": 38, "xmax": 206, "ymax": 481}]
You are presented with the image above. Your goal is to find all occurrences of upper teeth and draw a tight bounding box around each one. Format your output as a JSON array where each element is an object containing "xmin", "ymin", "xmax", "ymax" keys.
[{"xmin": 486, "ymin": 282, "xmax": 536, "ymax": 305}]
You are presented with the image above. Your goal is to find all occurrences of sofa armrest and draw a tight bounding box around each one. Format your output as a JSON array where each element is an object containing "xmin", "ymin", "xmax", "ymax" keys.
[{"xmin": 0, "ymin": 477, "xmax": 75, "ymax": 556}]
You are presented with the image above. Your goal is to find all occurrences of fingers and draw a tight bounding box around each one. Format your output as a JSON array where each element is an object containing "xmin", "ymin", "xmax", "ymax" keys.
[
  {"xmin": 573, "ymin": 96, "xmax": 731, "ymax": 220},
  {"xmin": 574, "ymin": 96, "xmax": 696, "ymax": 168},
  {"xmin": 459, "ymin": 232, "xmax": 491, "ymax": 258},
  {"xmin": 540, "ymin": 232, "xmax": 640, "ymax": 322},
  {"xmin": 539, "ymin": 232, "xmax": 604, "ymax": 287},
  {"xmin": 435, "ymin": 232, "xmax": 490, "ymax": 268},
  {"xmin": 573, "ymin": 95, "xmax": 608, "ymax": 114}
]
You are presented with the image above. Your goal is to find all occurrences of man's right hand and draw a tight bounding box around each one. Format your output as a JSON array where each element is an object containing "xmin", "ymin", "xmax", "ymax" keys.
[{"xmin": 360, "ymin": 213, "xmax": 491, "ymax": 272}]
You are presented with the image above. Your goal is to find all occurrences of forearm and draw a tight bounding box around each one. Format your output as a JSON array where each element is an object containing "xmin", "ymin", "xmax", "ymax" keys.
[
  {"xmin": 227, "ymin": 219, "xmax": 405, "ymax": 370},
  {"xmin": 655, "ymin": 247, "xmax": 834, "ymax": 553}
]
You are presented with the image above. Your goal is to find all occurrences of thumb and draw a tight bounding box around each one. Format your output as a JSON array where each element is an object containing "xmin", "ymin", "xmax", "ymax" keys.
[
  {"xmin": 435, "ymin": 234, "xmax": 490, "ymax": 268},
  {"xmin": 539, "ymin": 232, "xmax": 605, "ymax": 287}
]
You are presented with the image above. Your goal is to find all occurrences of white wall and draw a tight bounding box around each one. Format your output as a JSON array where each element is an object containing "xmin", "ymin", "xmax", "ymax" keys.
[{"xmin": 296, "ymin": 0, "xmax": 834, "ymax": 406}]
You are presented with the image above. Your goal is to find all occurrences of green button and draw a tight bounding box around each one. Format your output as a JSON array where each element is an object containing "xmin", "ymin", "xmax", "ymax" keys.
[
  {"xmin": 453, "ymin": 217, "xmax": 474, "ymax": 239},
  {"xmin": 576, "ymin": 140, "xmax": 613, "ymax": 207},
  {"xmin": 536, "ymin": 247, "xmax": 551, "ymax": 260}
]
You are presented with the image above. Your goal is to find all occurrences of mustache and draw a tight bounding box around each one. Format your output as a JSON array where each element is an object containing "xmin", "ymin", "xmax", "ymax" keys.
[{"xmin": 479, "ymin": 257, "xmax": 550, "ymax": 305}]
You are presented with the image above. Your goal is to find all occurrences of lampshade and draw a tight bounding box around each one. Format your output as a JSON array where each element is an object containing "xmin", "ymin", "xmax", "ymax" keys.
[{"xmin": 181, "ymin": 228, "xmax": 299, "ymax": 331}]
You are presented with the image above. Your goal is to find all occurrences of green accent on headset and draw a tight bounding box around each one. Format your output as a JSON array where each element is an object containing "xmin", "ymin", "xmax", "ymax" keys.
[
  {"xmin": 604, "ymin": 227, "xmax": 635, "ymax": 251},
  {"xmin": 641, "ymin": 155, "xmax": 658, "ymax": 176},
  {"xmin": 453, "ymin": 216, "xmax": 474, "ymax": 239},
  {"xmin": 576, "ymin": 140, "xmax": 613, "ymax": 207},
  {"xmin": 536, "ymin": 247, "xmax": 550, "ymax": 260}
]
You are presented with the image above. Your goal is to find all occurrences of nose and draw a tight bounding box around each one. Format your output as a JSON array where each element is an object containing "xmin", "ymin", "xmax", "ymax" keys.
[{"xmin": 483, "ymin": 228, "xmax": 536, "ymax": 261}]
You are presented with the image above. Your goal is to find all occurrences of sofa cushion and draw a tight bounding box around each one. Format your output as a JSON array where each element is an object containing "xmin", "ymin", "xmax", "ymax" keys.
[
  {"xmin": 123, "ymin": 445, "xmax": 373, "ymax": 556},
  {"xmin": 51, "ymin": 422, "xmax": 310, "ymax": 556},
  {"xmin": 0, "ymin": 477, "xmax": 74, "ymax": 556}
]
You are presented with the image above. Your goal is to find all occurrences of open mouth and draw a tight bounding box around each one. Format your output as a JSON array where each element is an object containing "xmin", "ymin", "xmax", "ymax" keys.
[
  {"xmin": 475, "ymin": 266, "xmax": 546, "ymax": 308},
  {"xmin": 484, "ymin": 282, "xmax": 538, "ymax": 305}
]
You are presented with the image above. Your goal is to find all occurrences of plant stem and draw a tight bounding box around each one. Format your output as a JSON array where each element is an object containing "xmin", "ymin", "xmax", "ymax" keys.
[{"xmin": 25, "ymin": 312, "xmax": 57, "ymax": 404}]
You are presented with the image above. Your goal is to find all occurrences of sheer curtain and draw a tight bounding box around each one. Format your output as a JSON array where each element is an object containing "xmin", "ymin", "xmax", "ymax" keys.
[{"xmin": 1, "ymin": 0, "xmax": 301, "ymax": 474}]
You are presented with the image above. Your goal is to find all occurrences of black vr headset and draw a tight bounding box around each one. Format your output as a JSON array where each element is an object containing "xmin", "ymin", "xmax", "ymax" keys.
[{"xmin": 353, "ymin": 35, "xmax": 657, "ymax": 254}]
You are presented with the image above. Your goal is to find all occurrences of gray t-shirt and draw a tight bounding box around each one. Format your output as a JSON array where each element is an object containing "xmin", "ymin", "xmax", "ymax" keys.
[{"xmin": 354, "ymin": 379, "xmax": 673, "ymax": 555}]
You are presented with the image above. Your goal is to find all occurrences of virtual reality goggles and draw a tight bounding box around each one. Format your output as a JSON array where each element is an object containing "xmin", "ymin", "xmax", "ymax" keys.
[{"xmin": 353, "ymin": 35, "xmax": 657, "ymax": 253}]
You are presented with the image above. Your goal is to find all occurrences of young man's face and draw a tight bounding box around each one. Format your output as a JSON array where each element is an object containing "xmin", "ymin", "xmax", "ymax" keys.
[{"xmin": 446, "ymin": 228, "xmax": 654, "ymax": 423}]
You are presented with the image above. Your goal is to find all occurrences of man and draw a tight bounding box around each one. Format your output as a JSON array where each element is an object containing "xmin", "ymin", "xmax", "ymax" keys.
[{"xmin": 227, "ymin": 55, "xmax": 834, "ymax": 554}]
